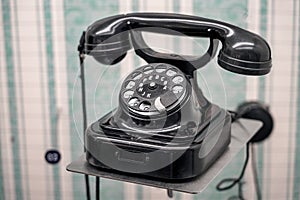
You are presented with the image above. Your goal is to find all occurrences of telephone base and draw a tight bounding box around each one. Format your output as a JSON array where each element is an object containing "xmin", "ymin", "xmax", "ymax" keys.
[{"xmin": 85, "ymin": 109, "xmax": 231, "ymax": 181}]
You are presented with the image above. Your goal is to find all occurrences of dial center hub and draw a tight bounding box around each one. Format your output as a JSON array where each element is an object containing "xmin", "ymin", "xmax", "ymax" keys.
[{"xmin": 148, "ymin": 82, "xmax": 157, "ymax": 90}]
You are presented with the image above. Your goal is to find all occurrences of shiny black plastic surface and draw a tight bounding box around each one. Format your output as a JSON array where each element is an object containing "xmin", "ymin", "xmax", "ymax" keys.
[
  {"xmin": 84, "ymin": 13, "xmax": 272, "ymax": 75},
  {"xmin": 85, "ymin": 106, "xmax": 231, "ymax": 180}
]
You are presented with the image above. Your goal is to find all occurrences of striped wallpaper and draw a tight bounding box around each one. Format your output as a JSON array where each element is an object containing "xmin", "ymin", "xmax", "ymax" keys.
[{"xmin": 0, "ymin": 0, "xmax": 299, "ymax": 199}]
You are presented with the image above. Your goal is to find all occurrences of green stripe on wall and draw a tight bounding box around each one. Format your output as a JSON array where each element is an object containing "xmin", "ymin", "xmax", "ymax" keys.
[
  {"xmin": 258, "ymin": 0, "xmax": 267, "ymax": 100},
  {"xmin": 0, "ymin": 39, "xmax": 6, "ymax": 200},
  {"xmin": 132, "ymin": 0, "xmax": 139, "ymax": 12},
  {"xmin": 43, "ymin": 0, "xmax": 61, "ymax": 199},
  {"xmin": 12, "ymin": 0, "xmax": 31, "ymax": 198},
  {"xmin": 1, "ymin": 0, "xmax": 23, "ymax": 199},
  {"xmin": 36, "ymin": 0, "xmax": 51, "ymax": 198},
  {"xmin": 0, "ymin": 98, "xmax": 5, "ymax": 200},
  {"xmin": 265, "ymin": 1, "xmax": 275, "ymax": 199},
  {"xmin": 257, "ymin": 0, "xmax": 268, "ymax": 197},
  {"xmin": 0, "ymin": 44, "xmax": 5, "ymax": 200},
  {"xmin": 136, "ymin": 185, "xmax": 143, "ymax": 200},
  {"xmin": 173, "ymin": 0, "xmax": 180, "ymax": 12},
  {"xmin": 293, "ymin": 0, "xmax": 300, "ymax": 198}
]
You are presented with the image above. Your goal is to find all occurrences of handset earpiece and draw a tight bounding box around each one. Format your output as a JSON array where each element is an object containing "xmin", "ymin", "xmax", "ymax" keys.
[
  {"xmin": 83, "ymin": 14, "xmax": 132, "ymax": 65},
  {"xmin": 217, "ymin": 29, "xmax": 272, "ymax": 75}
]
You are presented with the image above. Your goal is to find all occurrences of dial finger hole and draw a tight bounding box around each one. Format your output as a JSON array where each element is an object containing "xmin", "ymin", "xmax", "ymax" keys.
[
  {"xmin": 172, "ymin": 85, "xmax": 184, "ymax": 94},
  {"xmin": 143, "ymin": 66, "xmax": 154, "ymax": 74},
  {"xmin": 128, "ymin": 97, "xmax": 139, "ymax": 107},
  {"xmin": 172, "ymin": 76, "xmax": 184, "ymax": 84},
  {"xmin": 125, "ymin": 80, "xmax": 136, "ymax": 89},
  {"xmin": 132, "ymin": 72, "xmax": 142, "ymax": 80},
  {"xmin": 139, "ymin": 101, "xmax": 151, "ymax": 111},
  {"xmin": 156, "ymin": 65, "xmax": 167, "ymax": 73},
  {"xmin": 166, "ymin": 69, "xmax": 177, "ymax": 76},
  {"xmin": 123, "ymin": 90, "xmax": 134, "ymax": 99}
]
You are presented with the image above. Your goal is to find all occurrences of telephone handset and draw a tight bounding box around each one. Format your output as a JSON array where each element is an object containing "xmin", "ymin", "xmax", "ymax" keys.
[
  {"xmin": 80, "ymin": 13, "xmax": 272, "ymax": 75},
  {"xmin": 81, "ymin": 13, "xmax": 272, "ymax": 180}
]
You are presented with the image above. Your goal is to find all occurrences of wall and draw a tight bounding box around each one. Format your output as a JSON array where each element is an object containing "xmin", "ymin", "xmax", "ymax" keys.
[{"xmin": 0, "ymin": 0, "xmax": 299, "ymax": 199}]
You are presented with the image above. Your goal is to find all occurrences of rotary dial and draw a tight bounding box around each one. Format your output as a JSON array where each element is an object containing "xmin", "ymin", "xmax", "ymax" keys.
[{"xmin": 120, "ymin": 63, "xmax": 189, "ymax": 115}]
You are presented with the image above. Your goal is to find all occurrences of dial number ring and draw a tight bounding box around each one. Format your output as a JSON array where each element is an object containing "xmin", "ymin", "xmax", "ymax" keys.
[{"xmin": 120, "ymin": 63, "xmax": 188, "ymax": 113}]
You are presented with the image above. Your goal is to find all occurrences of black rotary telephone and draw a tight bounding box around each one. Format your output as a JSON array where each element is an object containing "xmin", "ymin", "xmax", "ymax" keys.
[{"xmin": 79, "ymin": 13, "xmax": 272, "ymax": 181}]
